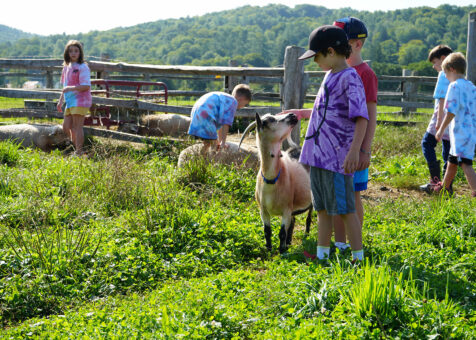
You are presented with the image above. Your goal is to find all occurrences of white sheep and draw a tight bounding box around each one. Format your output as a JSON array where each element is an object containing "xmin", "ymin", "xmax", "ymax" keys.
[
  {"xmin": 139, "ymin": 114, "xmax": 191, "ymax": 137},
  {"xmin": 0, "ymin": 124, "xmax": 68, "ymax": 151},
  {"xmin": 177, "ymin": 142, "xmax": 260, "ymax": 169}
]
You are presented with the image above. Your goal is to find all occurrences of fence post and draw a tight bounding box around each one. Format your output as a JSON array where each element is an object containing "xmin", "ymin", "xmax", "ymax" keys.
[
  {"xmin": 401, "ymin": 69, "xmax": 416, "ymax": 114},
  {"xmin": 225, "ymin": 60, "xmax": 239, "ymax": 93},
  {"xmin": 45, "ymin": 70, "xmax": 53, "ymax": 88},
  {"xmin": 467, "ymin": 11, "xmax": 476, "ymax": 85},
  {"xmin": 282, "ymin": 45, "xmax": 305, "ymax": 147},
  {"xmin": 97, "ymin": 53, "xmax": 110, "ymax": 79}
]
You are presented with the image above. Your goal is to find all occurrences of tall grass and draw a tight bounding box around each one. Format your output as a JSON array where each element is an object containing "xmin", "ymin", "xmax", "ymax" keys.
[{"xmin": 0, "ymin": 118, "xmax": 474, "ymax": 337}]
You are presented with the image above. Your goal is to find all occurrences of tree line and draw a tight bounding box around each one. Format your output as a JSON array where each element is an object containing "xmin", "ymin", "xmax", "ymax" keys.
[{"xmin": 0, "ymin": 4, "xmax": 474, "ymax": 79}]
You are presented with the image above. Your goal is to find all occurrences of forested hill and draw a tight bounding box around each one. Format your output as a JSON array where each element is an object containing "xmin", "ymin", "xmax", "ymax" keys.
[
  {"xmin": 0, "ymin": 25, "xmax": 35, "ymax": 43},
  {"xmin": 0, "ymin": 4, "xmax": 474, "ymax": 75}
]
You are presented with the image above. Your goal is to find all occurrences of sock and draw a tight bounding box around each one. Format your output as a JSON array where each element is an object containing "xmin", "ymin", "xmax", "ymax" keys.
[
  {"xmin": 335, "ymin": 242, "xmax": 350, "ymax": 251},
  {"xmin": 352, "ymin": 249, "xmax": 364, "ymax": 261},
  {"xmin": 316, "ymin": 246, "xmax": 330, "ymax": 260}
]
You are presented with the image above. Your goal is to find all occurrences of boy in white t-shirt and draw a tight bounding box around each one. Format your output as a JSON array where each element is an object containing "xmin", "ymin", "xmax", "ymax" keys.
[{"xmin": 435, "ymin": 52, "xmax": 476, "ymax": 197}]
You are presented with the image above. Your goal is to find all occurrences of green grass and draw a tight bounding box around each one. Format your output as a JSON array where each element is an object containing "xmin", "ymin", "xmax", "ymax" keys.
[
  {"xmin": 0, "ymin": 124, "xmax": 475, "ymax": 338},
  {"xmin": 0, "ymin": 96, "xmax": 475, "ymax": 337}
]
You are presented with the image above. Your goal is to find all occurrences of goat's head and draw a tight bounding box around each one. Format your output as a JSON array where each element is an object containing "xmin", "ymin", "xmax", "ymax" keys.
[
  {"xmin": 239, "ymin": 113, "xmax": 298, "ymax": 152},
  {"xmin": 254, "ymin": 113, "xmax": 298, "ymax": 146}
]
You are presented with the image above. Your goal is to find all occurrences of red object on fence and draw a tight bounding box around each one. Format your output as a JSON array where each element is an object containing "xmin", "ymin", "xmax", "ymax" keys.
[{"xmin": 87, "ymin": 79, "xmax": 168, "ymax": 129}]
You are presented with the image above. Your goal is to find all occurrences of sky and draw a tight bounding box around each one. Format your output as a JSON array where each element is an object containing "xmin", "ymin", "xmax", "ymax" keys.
[{"xmin": 2, "ymin": 0, "xmax": 474, "ymax": 36}]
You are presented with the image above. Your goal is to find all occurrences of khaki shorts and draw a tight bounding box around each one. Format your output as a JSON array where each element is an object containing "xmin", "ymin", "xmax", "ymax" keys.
[{"xmin": 64, "ymin": 107, "xmax": 89, "ymax": 116}]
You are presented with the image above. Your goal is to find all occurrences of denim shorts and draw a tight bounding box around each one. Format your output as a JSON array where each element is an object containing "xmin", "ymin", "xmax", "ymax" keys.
[{"xmin": 310, "ymin": 167, "xmax": 355, "ymax": 215}]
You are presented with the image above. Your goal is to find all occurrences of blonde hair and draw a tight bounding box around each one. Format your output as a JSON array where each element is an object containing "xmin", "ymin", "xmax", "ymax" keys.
[
  {"xmin": 63, "ymin": 40, "xmax": 85, "ymax": 65},
  {"xmin": 232, "ymin": 84, "xmax": 252, "ymax": 101},
  {"xmin": 442, "ymin": 52, "xmax": 466, "ymax": 75}
]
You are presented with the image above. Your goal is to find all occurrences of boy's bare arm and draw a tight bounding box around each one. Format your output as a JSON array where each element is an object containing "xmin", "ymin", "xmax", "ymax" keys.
[
  {"xmin": 217, "ymin": 124, "xmax": 230, "ymax": 150},
  {"xmin": 344, "ymin": 117, "xmax": 368, "ymax": 174},
  {"xmin": 436, "ymin": 98, "xmax": 445, "ymax": 130},
  {"xmin": 277, "ymin": 109, "xmax": 312, "ymax": 120},
  {"xmin": 435, "ymin": 112, "xmax": 454, "ymax": 142},
  {"xmin": 358, "ymin": 101, "xmax": 377, "ymax": 171}
]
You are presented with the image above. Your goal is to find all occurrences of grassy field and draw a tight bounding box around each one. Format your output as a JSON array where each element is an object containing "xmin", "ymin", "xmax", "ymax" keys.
[{"xmin": 0, "ymin": 97, "xmax": 475, "ymax": 338}]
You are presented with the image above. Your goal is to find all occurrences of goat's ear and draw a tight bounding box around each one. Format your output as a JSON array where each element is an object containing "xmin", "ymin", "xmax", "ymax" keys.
[{"xmin": 255, "ymin": 112, "xmax": 262, "ymax": 131}]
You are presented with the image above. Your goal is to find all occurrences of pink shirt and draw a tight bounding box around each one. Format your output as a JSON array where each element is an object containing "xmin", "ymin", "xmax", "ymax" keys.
[{"xmin": 61, "ymin": 62, "xmax": 92, "ymax": 109}]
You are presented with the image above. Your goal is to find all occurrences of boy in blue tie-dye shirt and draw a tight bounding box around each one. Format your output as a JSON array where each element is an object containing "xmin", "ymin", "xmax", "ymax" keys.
[{"xmin": 188, "ymin": 84, "xmax": 252, "ymax": 153}]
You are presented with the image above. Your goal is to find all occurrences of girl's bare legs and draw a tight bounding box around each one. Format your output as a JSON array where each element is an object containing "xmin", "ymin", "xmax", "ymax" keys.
[
  {"xmin": 71, "ymin": 114, "xmax": 85, "ymax": 154},
  {"xmin": 63, "ymin": 115, "xmax": 73, "ymax": 145}
]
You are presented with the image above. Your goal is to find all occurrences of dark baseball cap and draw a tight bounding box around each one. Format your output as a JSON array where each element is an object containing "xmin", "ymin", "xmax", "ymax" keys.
[
  {"xmin": 333, "ymin": 17, "xmax": 368, "ymax": 40},
  {"xmin": 299, "ymin": 25, "xmax": 349, "ymax": 60}
]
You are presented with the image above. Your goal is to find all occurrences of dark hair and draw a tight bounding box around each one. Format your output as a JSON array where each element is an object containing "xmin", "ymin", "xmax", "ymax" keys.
[
  {"xmin": 428, "ymin": 45, "xmax": 453, "ymax": 62},
  {"xmin": 63, "ymin": 40, "xmax": 85, "ymax": 65},
  {"xmin": 442, "ymin": 52, "xmax": 466, "ymax": 74},
  {"xmin": 320, "ymin": 43, "xmax": 352, "ymax": 59},
  {"xmin": 232, "ymin": 84, "xmax": 252, "ymax": 101}
]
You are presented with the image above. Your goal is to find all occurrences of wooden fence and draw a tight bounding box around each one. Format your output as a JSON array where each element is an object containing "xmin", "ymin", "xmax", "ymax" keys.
[
  {"xmin": 0, "ymin": 53, "xmax": 436, "ymax": 114},
  {"xmin": 0, "ymin": 49, "xmax": 437, "ymax": 145}
]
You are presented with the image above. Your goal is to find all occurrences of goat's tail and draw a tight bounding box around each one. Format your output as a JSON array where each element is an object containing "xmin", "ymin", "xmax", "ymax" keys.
[{"xmin": 238, "ymin": 121, "xmax": 257, "ymax": 150}]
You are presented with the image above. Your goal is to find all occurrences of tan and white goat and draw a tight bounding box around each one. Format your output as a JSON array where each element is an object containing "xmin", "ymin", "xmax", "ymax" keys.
[{"xmin": 239, "ymin": 113, "xmax": 312, "ymax": 253}]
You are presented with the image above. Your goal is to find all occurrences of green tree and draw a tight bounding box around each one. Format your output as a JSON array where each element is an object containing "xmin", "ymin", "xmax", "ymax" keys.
[{"xmin": 397, "ymin": 40, "xmax": 427, "ymax": 65}]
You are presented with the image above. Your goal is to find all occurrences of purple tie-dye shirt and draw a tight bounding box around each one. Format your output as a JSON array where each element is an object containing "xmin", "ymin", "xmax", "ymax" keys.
[
  {"xmin": 299, "ymin": 68, "xmax": 368, "ymax": 175},
  {"xmin": 61, "ymin": 62, "xmax": 92, "ymax": 109}
]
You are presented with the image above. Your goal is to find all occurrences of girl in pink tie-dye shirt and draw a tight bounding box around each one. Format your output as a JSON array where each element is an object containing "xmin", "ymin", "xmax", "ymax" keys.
[{"xmin": 57, "ymin": 40, "xmax": 91, "ymax": 156}]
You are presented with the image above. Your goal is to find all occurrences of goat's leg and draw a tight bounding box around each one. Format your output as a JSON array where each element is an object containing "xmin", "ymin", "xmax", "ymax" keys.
[
  {"xmin": 279, "ymin": 213, "xmax": 293, "ymax": 254},
  {"xmin": 305, "ymin": 205, "xmax": 313, "ymax": 235},
  {"xmin": 286, "ymin": 217, "xmax": 295, "ymax": 246},
  {"xmin": 260, "ymin": 211, "xmax": 272, "ymax": 251}
]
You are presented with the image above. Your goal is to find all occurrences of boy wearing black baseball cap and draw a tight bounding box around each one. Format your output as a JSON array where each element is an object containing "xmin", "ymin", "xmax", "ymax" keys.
[
  {"xmin": 332, "ymin": 17, "xmax": 378, "ymax": 254},
  {"xmin": 296, "ymin": 25, "xmax": 369, "ymax": 262}
]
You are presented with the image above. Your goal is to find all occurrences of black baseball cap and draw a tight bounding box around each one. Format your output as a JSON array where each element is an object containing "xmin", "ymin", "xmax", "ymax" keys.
[
  {"xmin": 299, "ymin": 25, "xmax": 349, "ymax": 60},
  {"xmin": 333, "ymin": 17, "xmax": 368, "ymax": 40}
]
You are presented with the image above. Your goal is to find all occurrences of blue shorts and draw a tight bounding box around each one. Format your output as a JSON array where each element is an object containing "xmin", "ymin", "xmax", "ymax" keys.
[
  {"xmin": 310, "ymin": 167, "xmax": 355, "ymax": 215},
  {"xmin": 354, "ymin": 168, "xmax": 369, "ymax": 191}
]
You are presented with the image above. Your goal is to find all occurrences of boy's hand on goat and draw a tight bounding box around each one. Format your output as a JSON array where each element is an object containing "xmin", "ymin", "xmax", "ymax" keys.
[
  {"xmin": 216, "ymin": 142, "xmax": 229, "ymax": 152},
  {"xmin": 343, "ymin": 149, "xmax": 359, "ymax": 174}
]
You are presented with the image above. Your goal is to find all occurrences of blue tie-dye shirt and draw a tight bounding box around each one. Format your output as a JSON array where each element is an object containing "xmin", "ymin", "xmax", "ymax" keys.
[
  {"xmin": 444, "ymin": 78, "xmax": 476, "ymax": 160},
  {"xmin": 299, "ymin": 68, "xmax": 369, "ymax": 175},
  {"xmin": 188, "ymin": 92, "xmax": 238, "ymax": 140}
]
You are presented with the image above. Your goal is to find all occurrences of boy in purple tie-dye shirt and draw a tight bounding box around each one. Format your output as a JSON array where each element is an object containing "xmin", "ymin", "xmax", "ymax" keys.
[{"xmin": 298, "ymin": 26, "xmax": 368, "ymax": 262}]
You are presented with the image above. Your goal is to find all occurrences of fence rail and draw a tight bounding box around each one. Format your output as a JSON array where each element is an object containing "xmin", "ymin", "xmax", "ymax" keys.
[{"xmin": 0, "ymin": 57, "xmax": 436, "ymax": 110}]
